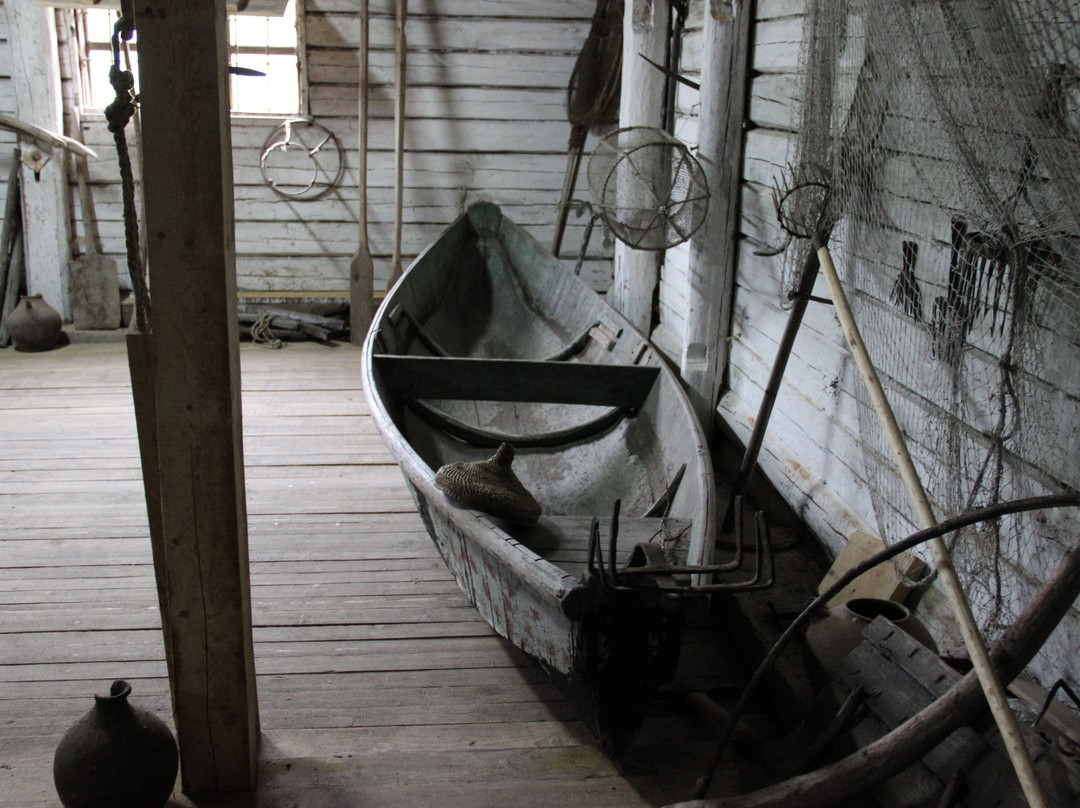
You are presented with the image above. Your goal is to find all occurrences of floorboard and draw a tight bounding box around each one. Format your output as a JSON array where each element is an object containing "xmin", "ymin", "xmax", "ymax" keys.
[{"xmin": 0, "ymin": 341, "xmax": 727, "ymax": 807}]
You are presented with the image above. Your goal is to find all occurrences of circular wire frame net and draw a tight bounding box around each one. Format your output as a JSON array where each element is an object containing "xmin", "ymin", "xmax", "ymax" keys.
[
  {"xmin": 259, "ymin": 118, "xmax": 344, "ymax": 201},
  {"xmin": 587, "ymin": 126, "xmax": 709, "ymax": 251}
]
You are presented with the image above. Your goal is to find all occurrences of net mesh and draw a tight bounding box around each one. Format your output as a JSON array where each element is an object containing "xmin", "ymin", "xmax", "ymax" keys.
[
  {"xmin": 587, "ymin": 126, "xmax": 709, "ymax": 250},
  {"xmin": 566, "ymin": 0, "xmax": 624, "ymax": 132},
  {"xmin": 781, "ymin": 0, "xmax": 1080, "ymax": 667}
]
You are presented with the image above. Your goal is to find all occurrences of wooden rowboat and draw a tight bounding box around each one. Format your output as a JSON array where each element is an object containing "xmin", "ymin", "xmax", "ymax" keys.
[{"xmin": 362, "ymin": 201, "xmax": 716, "ymax": 754}]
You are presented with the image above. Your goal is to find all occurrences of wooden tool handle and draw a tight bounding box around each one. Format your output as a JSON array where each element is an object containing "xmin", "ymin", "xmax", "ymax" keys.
[
  {"xmin": 816, "ymin": 243, "xmax": 1051, "ymax": 808},
  {"xmin": 389, "ymin": 0, "xmax": 407, "ymax": 286},
  {"xmin": 358, "ymin": 0, "xmax": 369, "ymax": 234}
]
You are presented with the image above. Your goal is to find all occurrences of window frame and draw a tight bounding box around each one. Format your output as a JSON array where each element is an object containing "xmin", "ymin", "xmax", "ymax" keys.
[{"xmin": 73, "ymin": 2, "xmax": 306, "ymax": 119}]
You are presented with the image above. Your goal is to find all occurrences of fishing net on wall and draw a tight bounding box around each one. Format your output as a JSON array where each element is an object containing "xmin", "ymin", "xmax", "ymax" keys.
[{"xmin": 780, "ymin": 0, "xmax": 1080, "ymax": 653}]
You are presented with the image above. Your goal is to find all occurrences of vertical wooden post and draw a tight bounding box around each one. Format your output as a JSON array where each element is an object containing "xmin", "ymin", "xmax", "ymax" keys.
[
  {"xmin": 610, "ymin": 0, "xmax": 668, "ymax": 332},
  {"xmin": 135, "ymin": 0, "xmax": 259, "ymax": 793},
  {"xmin": 681, "ymin": 0, "xmax": 753, "ymax": 434},
  {"xmin": 5, "ymin": 0, "xmax": 71, "ymax": 318}
]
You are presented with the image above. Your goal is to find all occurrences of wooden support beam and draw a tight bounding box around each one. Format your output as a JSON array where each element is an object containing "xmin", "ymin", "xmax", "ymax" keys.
[
  {"xmin": 135, "ymin": 0, "xmax": 259, "ymax": 794},
  {"xmin": 681, "ymin": 0, "xmax": 753, "ymax": 435},
  {"xmin": 610, "ymin": 0, "xmax": 668, "ymax": 332},
  {"xmin": 5, "ymin": 0, "xmax": 71, "ymax": 319},
  {"xmin": 373, "ymin": 354, "xmax": 659, "ymax": 407}
]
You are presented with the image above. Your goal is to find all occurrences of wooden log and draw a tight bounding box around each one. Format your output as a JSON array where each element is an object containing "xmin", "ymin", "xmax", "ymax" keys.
[
  {"xmin": 135, "ymin": 0, "xmax": 259, "ymax": 793},
  {"xmin": 253, "ymin": 306, "xmax": 346, "ymax": 332},
  {"xmin": 609, "ymin": 0, "xmax": 667, "ymax": 332},
  {"xmin": 237, "ymin": 311, "xmax": 301, "ymax": 331}
]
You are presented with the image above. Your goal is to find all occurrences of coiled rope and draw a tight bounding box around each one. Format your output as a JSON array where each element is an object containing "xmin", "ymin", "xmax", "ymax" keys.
[{"xmin": 249, "ymin": 312, "xmax": 284, "ymax": 349}]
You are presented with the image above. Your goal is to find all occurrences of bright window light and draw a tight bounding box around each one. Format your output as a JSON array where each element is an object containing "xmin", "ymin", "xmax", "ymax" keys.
[{"xmin": 77, "ymin": 0, "xmax": 300, "ymax": 116}]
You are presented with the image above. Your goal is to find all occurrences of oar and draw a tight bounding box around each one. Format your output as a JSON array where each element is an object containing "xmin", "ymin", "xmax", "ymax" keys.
[
  {"xmin": 388, "ymin": 0, "xmax": 407, "ymax": 287},
  {"xmin": 815, "ymin": 241, "xmax": 1052, "ymax": 808},
  {"xmin": 349, "ymin": 0, "xmax": 374, "ymax": 345}
]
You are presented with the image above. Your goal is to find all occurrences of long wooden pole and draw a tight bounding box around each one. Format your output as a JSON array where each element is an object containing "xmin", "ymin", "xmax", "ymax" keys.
[
  {"xmin": 728, "ymin": 246, "xmax": 822, "ymax": 516},
  {"xmin": 388, "ymin": 0, "xmax": 407, "ymax": 287},
  {"xmin": 551, "ymin": 124, "xmax": 586, "ymax": 257},
  {"xmin": 0, "ymin": 112, "xmax": 96, "ymax": 159},
  {"xmin": 348, "ymin": 0, "xmax": 374, "ymax": 345},
  {"xmin": 815, "ymin": 243, "xmax": 1050, "ymax": 807}
]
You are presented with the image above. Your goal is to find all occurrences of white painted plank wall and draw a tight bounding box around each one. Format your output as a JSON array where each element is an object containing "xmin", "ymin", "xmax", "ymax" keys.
[
  {"xmin": 66, "ymin": 0, "xmax": 614, "ymax": 297},
  {"xmin": 0, "ymin": 4, "xmax": 16, "ymax": 213},
  {"xmin": 657, "ymin": 0, "xmax": 919, "ymax": 561},
  {"xmin": 663, "ymin": 0, "xmax": 1080, "ymax": 690}
]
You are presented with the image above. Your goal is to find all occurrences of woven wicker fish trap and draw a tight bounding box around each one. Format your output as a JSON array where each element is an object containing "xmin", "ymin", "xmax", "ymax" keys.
[{"xmin": 434, "ymin": 443, "xmax": 542, "ymax": 525}]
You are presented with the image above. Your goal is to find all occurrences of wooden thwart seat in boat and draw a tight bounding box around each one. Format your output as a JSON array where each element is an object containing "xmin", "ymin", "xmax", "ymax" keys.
[{"xmin": 372, "ymin": 354, "xmax": 660, "ymax": 407}]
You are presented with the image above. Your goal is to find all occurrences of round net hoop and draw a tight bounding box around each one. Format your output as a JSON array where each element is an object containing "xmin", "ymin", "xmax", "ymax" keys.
[{"xmin": 587, "ymin": 126, "xmax": 710, "ymax": 251}]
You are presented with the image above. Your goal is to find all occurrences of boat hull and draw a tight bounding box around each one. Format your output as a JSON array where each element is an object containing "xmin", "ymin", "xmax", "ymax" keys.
[{"xmin": 362, "ymin": 202, "xmax": 715, "ymax": 753}]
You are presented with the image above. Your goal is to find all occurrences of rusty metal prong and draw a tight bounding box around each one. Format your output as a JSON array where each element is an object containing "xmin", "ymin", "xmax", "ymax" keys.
[
  {"xmin": 608, "ymin": 499, "xmax": 622, "ymax": 585},
  {"xmin": 758, "ymin": 510, "xmax": 776, "ymax": 588},
  {"xmin": 732, "ymin": 495, "xmax": 745, "ymax": 570},
  {"xmin": 1033, "ymin": 678, "xmax": 1080, "ymax": 730},
  {"xmin": 594, "ymin": 518, "xmax": 610, "ymax": 588},
  {"xmin": 587, "ymin": 517, "xmax": 601, "ymax": 579},
  {"xmin": 713, "ymin": 495, "xmax": 745, "ymax": 572},
  {"xmin": 670, "ymin": 508, "xmax": 777, "ymax": 592},
  {"xmin": 741, "ymin": 509, "xmax": 775, "ymax": 591},
  {"xmin": 751, "ymin": 509, "xmax": 765, "ymax": 582},
  {"xmin": 724, "ymin": 509, "xmax": 771, "ymax": 591}
]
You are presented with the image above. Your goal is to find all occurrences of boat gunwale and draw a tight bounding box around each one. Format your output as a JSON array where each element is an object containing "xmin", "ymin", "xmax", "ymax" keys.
[{"xmin": 361, "ymin": 202, "xmax": 716, "ymax": 611}]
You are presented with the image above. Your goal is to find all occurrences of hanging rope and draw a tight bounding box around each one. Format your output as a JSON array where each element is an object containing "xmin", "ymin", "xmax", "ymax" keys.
[{"xmin": 105, "ymin": 14, "xmax": 149, "ymax": 334}]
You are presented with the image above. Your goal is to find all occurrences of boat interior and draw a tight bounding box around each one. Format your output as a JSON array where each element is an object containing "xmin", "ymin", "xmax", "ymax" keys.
[{"xmin": 368, "ymin": 210, "xmax": 712, "ymax": 575}]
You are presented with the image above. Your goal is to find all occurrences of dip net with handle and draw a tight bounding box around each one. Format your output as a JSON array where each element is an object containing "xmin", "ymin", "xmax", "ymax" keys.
[{"xmin": 780, "ymin": 0, "xmax": 1080, "ymax": 684}]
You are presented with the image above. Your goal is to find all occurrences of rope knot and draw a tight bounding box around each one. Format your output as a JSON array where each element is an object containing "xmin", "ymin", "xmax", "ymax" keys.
[{"xmin": 105, "ymin": 66, "xmax": 137, "ymax": 134}]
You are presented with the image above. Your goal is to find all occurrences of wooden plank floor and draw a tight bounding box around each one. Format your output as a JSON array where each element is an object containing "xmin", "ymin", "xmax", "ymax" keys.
[{"xmin": 0, "ymin": 340, "xmax": 725, "ymax": 807}]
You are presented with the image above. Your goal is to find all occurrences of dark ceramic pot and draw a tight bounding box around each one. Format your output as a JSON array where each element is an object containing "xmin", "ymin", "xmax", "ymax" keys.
[
  {"xmin": 805, "ymin": 597, "xmax": 938, "ymax": 678},
  {"xmin": 8, "ymin": 294, "xmax": 62, "ymax": 351},
  {"xmin": 53, "ymin": 680, "xmax": 179, "ymax": 808}
]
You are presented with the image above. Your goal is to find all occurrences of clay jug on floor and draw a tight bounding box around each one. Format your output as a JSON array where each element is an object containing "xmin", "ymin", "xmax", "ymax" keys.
[
  {"xmin": 805, "ymin": 596, "xmax": 937, "ymax": 678},
  {"xmin": 8, "ymin": 294, "xmax": 62, "ymax": 351},
  {"xmin": 53, "ymin": 679, "xmax": 179, "ymax": 808}
]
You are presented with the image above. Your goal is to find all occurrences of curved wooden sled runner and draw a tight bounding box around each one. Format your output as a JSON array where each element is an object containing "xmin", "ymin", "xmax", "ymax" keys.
[{"xmin": 362, "ymin": 202, "xmax": 716, "ymax": 754}]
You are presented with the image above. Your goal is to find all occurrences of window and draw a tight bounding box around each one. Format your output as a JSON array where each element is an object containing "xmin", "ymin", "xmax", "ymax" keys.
[{"xmin": 76, "ymin": 0, "xmax": 300, "ymax": 116}]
